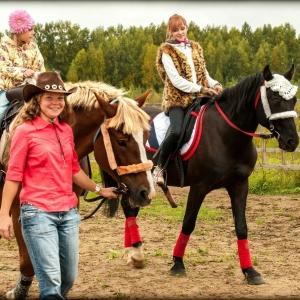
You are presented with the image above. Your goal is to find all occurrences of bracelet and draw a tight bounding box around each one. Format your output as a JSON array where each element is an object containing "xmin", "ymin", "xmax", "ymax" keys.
[{"xmin": 93, "ymin": 184, "xmax": 101, "ymax": 194}]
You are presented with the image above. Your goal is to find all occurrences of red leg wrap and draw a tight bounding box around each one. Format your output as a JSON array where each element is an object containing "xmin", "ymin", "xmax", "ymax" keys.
[
  {"xmin": 126, "ymin": 217, "xmax": 141, "ymax": 245},
  {"xmin": 124, "ymin": 220, "xmax": 131, "ymax": 247},
  {"xmin": 237, "ymin": 239, "xmax": 252, "ymax": 269},
  {"xmin": 173, "ymin": 231, "xmax": 190, "ymax": 258}
]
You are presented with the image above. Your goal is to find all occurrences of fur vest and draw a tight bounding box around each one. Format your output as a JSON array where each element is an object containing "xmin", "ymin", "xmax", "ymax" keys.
[{"xmin": 156, "ymin": 40, "xmax": 208, "ymax": 112}]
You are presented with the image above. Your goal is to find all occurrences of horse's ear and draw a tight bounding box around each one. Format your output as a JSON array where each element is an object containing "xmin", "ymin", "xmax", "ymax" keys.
[
  {"xmin": 283, "ymin": 64, "xmax": 295, "ymax": 81},
  {"xmin": 263, "ymin": 65, "xmax": 273, "ymax": 81},
  {"xmin": 93, "ymin": 92, "xmax": 117, "ymax": 118},
  {"xmin": 135, "ymin": 89, "xmax": 151, "ymax": 108}
]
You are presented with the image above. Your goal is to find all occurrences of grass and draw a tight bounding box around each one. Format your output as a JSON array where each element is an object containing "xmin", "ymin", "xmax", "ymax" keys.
[
  {"xmin": 107, "ymin": 249, "xmax": 119, "ymax": 260},
  {"xmin": 249, "ymin": 167, "xmax": 300, "ymax": 195},
  {"xmin": 139, "ymin": 193, "xmax": 225, "ymax": 224}
]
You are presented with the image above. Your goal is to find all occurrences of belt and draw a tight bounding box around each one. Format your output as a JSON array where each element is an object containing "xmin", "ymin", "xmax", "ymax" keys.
[{"xmin": 21, "ymin": 201, "xmax": 34, "ymax": 206}]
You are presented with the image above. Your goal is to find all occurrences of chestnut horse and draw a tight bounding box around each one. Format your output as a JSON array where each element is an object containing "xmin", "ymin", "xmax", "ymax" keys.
[
  {"xmin": 143, "ymin": 65, "xmax": 299, "ymax": 284},
  {"xmin": 0, "ymin": 81, "xmax": 155, "ymax": 299}
]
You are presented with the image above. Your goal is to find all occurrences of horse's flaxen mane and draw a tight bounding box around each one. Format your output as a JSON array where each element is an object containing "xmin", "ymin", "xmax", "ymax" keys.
[
  {"xmin": 65, "ymin": 81, "xmax": 126, "ymax": 109},
  {"xmin": 65, "ymin": 81, "xmax": 150, "ymax": 134}
]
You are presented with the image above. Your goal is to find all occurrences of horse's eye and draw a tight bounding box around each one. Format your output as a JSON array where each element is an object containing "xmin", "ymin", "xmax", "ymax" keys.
[{"xmin": 117, "ymin": 139, "xmax": 127, "ymax": 147}]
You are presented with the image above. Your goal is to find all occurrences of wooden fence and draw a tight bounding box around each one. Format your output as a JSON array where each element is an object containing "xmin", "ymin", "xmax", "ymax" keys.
[{"xmin": 256, "ymin": 137, "xmax": 300, "ymax": 170}]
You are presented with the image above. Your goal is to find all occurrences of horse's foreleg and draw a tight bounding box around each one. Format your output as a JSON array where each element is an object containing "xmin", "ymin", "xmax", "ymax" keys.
[
  {"xmin": 227, "ymin": 182, "xmax": 265, "ymax": 285},
  {"xmin": 171, "ymin": 187, "xmax": 205, "ymax": 276},
  {"xmin": 6, "ymin": 199, "xmax": 34, "ymax": 299},
  {"xmin": 122, "ymin": 197, "xmax": 144, "ymax": 268}
]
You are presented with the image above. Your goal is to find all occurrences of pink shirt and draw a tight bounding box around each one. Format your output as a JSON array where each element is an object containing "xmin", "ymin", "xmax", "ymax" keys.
[{"xmin": 6, "ymin": 117, "xmax": 81, "ymax": 212}]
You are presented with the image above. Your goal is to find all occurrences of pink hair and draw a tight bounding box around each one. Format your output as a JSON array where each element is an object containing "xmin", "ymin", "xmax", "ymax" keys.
[{"xmin": 9, "ymin": 9, "xmax": 35, "ymax": 34}]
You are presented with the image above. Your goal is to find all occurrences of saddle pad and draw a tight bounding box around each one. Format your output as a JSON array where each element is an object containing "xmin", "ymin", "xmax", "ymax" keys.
[{"xmin": 146, "ymin": 106, "xmax": 206, "ymax": 161}]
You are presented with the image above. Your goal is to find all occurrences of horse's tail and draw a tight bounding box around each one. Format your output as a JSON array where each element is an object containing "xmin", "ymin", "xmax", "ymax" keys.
[{"xmin": 100, "ymin": 170, "xmax": 120, "ymax": 218}]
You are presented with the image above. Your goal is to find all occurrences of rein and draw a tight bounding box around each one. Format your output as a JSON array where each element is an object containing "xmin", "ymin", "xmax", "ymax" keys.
[
  {"xmin": 215, "ymin": 82, "xmax": 297, "ymax": 140},
  {"xmin": 215, "ymin": 102, "xmax": 263, "ymax": 138},
  {"xmin": 81, "ymin": 155, "xmax": 125, "ymax": 221}
]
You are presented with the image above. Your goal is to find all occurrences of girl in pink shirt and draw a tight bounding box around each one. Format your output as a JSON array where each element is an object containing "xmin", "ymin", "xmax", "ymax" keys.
[{"xmin": 0, "ymin": 71, "xmax": 117, "ymax": 299}]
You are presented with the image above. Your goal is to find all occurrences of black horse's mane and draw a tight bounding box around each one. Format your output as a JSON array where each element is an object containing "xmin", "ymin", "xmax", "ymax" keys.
[{"xmin": 215, "ymin": 72, "xmax": 264, "ymax": 118}]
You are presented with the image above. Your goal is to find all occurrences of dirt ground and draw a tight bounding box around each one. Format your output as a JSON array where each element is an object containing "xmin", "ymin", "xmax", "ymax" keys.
[{"xmin": 0, "ymin": 186, "xmax": 299, "ymax": 300}]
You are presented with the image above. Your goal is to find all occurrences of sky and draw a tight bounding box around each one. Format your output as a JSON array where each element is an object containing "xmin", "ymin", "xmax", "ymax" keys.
[{"xmin": 1, "ymin": 1, "xmax": 300, "ymax": 36}]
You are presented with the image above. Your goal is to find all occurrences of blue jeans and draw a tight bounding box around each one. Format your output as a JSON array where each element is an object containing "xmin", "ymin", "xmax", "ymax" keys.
[
  {"xmin": 0, "ymin": 90, "xmax": 10, "ymax": 124},
  {"xmin": 20, "ymin": 204, "xmax": 81, "ymax": 300}
]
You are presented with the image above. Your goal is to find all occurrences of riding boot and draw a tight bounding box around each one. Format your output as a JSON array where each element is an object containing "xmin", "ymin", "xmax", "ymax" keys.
[{"xmin": 152, "ymin": 164, "xmax": 164, "ymax": 185}]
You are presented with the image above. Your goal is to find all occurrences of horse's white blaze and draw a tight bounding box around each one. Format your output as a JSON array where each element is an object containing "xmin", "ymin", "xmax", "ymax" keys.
[{"xmin": 133, "ymin": 130, "xmax": 155, "ymax": 198}]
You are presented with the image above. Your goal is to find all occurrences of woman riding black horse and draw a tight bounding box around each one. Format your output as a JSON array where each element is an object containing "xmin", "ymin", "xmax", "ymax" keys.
[{"xmin": 145, "ymin": 64, "xmax": 298, "ymax": 284}]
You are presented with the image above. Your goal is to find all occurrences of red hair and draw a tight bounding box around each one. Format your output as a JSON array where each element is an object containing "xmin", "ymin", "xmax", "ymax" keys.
[{"xmin": 166, "ymin": 14, "xmax": 188, "ymax": 39}]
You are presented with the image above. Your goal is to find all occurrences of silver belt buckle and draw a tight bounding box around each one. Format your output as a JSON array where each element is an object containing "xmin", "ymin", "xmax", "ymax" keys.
[{"xmin": 22, "ymin": 201, "xmax": 34, "ymax": 206}]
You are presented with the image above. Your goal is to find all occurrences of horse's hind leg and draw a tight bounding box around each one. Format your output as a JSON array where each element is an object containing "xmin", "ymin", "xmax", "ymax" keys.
[
  {"xmin": 171, "ymin": 186, "xmax": 206, "ymax": 276},
  {"xmin": 6, "ymin": 198, "xmax": 34, "ymax": 299},
  {"xmin": 121, "ymin": 195, "xmax": 144, "ymax": 268},
  {"xmin": 159, "ymin": 184, "xmax": 178, "ymax": 208},
  {"xmin": 227, "ymin": 181, "xmax": 265, "ymax": 285}
]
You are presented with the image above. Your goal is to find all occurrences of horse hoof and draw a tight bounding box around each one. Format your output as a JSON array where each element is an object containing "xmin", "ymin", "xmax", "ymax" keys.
[
  {"xmin": 6, "ymin": 290, "xmax": 15, "ymax": 299},
  {"xmin": 131, "ymin": 258, "xmax": 145, "ymax": 269},
  {"xmin": 124, "ymin": 246, "xmax": 144, "ymax": 269},
  {"xmin": 247, "ymin": 275, "xmax": 265, "ymax": 285},
  {"xmin": 170, "ymin": 265, "xmax": 186, "ymax": 277},
  {"xmin": 169, "ymin": 202, "xmax": 178, "ymax": 208}
]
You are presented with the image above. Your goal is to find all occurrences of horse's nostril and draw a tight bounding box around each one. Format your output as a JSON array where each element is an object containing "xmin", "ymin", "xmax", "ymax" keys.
[
  {"xmin": 139, "ymin": 189, "xmax": 148, "ymax": 200},
  {"xmin": 136, "ymin": 189, "xmax": 152, "ymax": 207},
  {"xmin": 283, "ymin": 137, "xmax": 299, "ymax": 152}
]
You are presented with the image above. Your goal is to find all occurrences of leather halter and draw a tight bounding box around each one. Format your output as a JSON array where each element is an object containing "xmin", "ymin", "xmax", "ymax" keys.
[
  {"xmin": 215, "ymin": 82, "xmax": 297, "ymax": 140},
  {"xmin": 93, "ymin": 99, "xmax": 153, "ymax": 193}
]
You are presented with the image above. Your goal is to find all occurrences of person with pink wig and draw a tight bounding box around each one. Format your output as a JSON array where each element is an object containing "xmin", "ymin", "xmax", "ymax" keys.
[{"xmin": 0, "ymin": 9, "xmax": 45, "ymax": 126}]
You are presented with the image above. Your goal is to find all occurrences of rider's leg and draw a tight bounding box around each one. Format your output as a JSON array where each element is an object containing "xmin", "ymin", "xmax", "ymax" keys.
[
  {"xmin": 0, "ymin": 91, "xmax": 10, "ymax": 124},
  {"xmin": 153, "ymin": 107, "xmax": 185, "ymax": 184}
]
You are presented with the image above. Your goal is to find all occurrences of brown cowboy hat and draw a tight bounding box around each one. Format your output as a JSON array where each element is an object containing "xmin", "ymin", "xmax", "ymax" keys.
[{"xmin": 22, "ymin": 71, "xmax": 77, "ymax": 103}]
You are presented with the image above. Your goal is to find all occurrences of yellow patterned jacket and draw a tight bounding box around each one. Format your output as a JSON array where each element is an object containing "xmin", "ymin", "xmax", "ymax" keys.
[{"xmin": 0, "ymin": 36, "xmax": 45, "ymax": 91}]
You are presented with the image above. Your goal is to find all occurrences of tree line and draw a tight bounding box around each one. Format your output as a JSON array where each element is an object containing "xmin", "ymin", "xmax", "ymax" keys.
[{"xmin": 2, "ymin": 20, "xmax": 300, "ymax": 100}]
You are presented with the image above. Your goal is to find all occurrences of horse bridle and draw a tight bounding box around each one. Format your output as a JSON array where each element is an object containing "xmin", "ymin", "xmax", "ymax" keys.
[
  {"xmin": 93, "ymin": 100, "xmax": 153, "ymax": 194},
  {"xmin": 215, "ymin": 80, "xmax": 298, "ymax": 140}
]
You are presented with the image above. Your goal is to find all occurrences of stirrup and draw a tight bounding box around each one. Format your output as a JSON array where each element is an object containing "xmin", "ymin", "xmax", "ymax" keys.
[{"xmin": 152, "ymin": 165, "xmax": 164, "ymax": 185}]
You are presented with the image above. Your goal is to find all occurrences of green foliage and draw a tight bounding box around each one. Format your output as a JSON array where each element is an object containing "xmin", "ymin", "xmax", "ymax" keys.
[
  {"xmin": 141, "ymin": 43, "xmax": 162, "ymax": 90},
  {"xmin": 34, "ymin": 21, "xmax": 90, "ymax": 80}
]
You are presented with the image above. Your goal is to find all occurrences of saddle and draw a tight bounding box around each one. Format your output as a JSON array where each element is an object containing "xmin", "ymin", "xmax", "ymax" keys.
[
  {"xmin": 0, "ymin": 85, "xmax": 25, "ymax": 186},
  {"xmin": 1, "ymin": 85, "xmax": 25, "ymax": 135},
  {"xmin": 156, "ymin": 97, "xmax": 210, "ymax": 187}
]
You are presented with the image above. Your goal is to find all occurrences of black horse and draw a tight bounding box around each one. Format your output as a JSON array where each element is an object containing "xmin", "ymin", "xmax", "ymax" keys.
[{"xmin": 144, "ymin": 65, "xmax": 299, "ymax": 284}]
